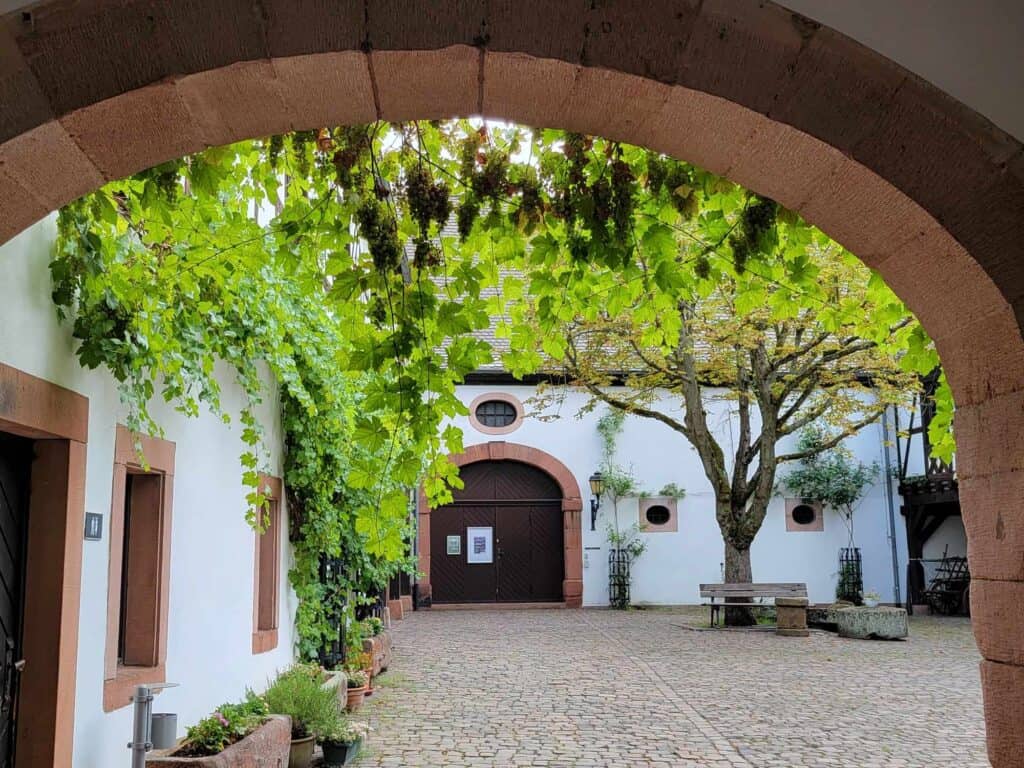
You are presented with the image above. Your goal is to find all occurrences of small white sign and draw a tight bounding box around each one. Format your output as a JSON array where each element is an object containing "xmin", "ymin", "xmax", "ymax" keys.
[
  {"xmin": 466, "ymin": 526, "xmax": 493, "ymax": 564},
  {"xmin": 446, "ymin": 535, "xmax": 461, "ymax": 555}
]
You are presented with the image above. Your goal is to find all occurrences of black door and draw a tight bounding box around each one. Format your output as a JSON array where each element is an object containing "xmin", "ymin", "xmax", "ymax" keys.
[
  {"xmin": 0, "ymin": 434, "xmax": 31, "ymax": 767},
  {"xmin": 431, "ymin": 461, "xmax": 564, "ymax": 603}
]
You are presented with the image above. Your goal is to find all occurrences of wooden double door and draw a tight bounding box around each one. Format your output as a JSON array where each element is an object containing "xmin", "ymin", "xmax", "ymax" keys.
[
  {"xmin": 431, "ymin": 460, "xmax": 564, "ymax": 604},
  {"xmin": 0, "ymin": 435, "xmax": 30, "ymax": 768}
]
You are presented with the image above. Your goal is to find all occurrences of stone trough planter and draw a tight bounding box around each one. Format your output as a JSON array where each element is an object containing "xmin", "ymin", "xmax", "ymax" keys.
[
  {"xmin": 147, "ymin": 714, "xmax": 291, "ymax": 767},
  {"xmin": 363, "ymin": 631, "xmax": 393, "ymax": 677},
  {"xmin": 836, "ymin": 606, "xmax": 909, "ymax": 640}
]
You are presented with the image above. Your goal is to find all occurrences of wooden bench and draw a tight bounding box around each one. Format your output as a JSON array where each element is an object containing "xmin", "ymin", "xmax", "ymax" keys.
[{"xmin": 699, "ymin": 583, "xmax": 808, "ymax": 626}]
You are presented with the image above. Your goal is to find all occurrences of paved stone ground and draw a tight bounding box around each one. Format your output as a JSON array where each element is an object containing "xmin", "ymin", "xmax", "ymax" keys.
[{"xmin": 350, "ymin": 608, "xmax": 987, "ymax": 767}]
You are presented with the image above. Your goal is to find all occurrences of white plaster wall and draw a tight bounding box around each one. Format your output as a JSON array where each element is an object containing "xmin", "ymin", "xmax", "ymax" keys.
[
  {"xmin": 453, "ymin": 384, "xmax": 906, "ymax": 606},
  {"xmin": 923, "ymin": 516, "xmax": 968, "ymax": 562},
  {"xmin": 0, "ymin": 218, "xmax": 297, "ymax": 766}
]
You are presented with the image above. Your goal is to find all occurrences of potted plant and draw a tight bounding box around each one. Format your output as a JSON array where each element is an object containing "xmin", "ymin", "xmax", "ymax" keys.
[
  {"xmin": 148, "ymin": 694, "xmax": 291, "ymax": 766},
  {"xmin": 863, "ymin": 590, "xmax": 882, "ymax": 608},
  {"xmin": 263, "ymin": 665, "xmax": 339, "ymax": 768},
  {"xmin": 321, "ymin": 720, "xmax": 370, "ymax": 766},
  {"xmin": 345, "ymin": 668, "xmax": 369, "ymax": 713}
]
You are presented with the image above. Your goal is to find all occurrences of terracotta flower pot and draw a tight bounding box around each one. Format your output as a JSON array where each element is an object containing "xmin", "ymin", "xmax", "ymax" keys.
[
  {"xmin": 289, "ymin": 734, "xmax": 315, "ymax": 768},
  {"xmin": 345, "ymin": 685, "xmax": 367, "ymax": 713}
]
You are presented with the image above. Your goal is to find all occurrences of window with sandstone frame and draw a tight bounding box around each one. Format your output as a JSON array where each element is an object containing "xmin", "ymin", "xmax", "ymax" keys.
[
  {"xmin": 252, "ymin": 474, "xmax": 282, "ymax": 654},
  {"xmin": 104, "ymin": 426, "xmax": 174, "ymax": 712}
]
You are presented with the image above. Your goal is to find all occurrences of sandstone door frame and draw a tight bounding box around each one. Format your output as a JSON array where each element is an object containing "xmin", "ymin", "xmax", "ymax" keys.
[{"xmin": 0, "ymin": 362, "xmax": 87, "ymax": 768}]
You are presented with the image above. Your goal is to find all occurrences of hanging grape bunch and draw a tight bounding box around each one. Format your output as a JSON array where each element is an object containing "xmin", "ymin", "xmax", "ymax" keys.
[
  {"xmin": 405, "ymin": 164, "xmax": 452, "ymax": 235},
  {"xmin": 356, "ymin": 197, "xmax": 402, "ymax": 275}
]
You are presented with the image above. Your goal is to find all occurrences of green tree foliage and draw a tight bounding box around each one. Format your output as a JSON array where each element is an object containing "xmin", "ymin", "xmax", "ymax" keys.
[
  {"xmin": 50, "ymin": 120, "xmax": 949, "ymax": 637},
  {"xmin": 782, "ymin": 426, "xmax": 880, "ymax": 546}
]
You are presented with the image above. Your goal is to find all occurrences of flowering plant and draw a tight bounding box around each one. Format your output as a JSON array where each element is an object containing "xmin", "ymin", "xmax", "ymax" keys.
[
  {"xmin": 323, "ymin": 719, "xmax": 372, "ymax": 746},
  {"xmin": 178, "ymin": 693, "xmax": 268, "ymax": 756}
]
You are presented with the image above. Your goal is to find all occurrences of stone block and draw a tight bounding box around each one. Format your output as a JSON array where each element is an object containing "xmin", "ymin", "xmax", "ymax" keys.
[
  {"xmin": 387, "ymin": 598, "xmax": 404, "ymax": 621},
  {"xmin": 775, "ymin": 596, "xmax": 809, "ymax": 638},
  {"xmin": 955, "ymin": 391, "xmax": 1024, "ymax": 479},
  {"xmin": 981, "ymin": 659, "xmax": 1024, "ymax": 768},
  {"xmin": 971, "ymin": 579, "xmax": 1024, "ymax": 666},
  {"xmin": 961, "ymin": 470, "xmax": 1024, "ymax": 582},
  {"xmin": 372, "ymin": 46, "xmax": 479, "ymax": 121},
  {"xmin": 836, "ymin": 606, "xmax": 908, "ymax": 640}
]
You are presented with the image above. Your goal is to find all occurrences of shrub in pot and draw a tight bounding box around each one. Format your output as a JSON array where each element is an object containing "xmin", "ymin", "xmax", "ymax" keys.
[
  {"xmin": 321, "ymin": 719, "xmax": 370, "ymax": 766},
  {"xmin": 263, "ymin": 664, "xmax": 339, "ymax": 768},
  {"xmin": 345, "ymin": 668, "xmax": 368, "ymax": 713}
]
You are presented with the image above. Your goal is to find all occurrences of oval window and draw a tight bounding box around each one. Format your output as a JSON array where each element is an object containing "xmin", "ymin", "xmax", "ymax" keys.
[
  {"xmin": 645, "ymin": 504, "xmax": 671, "ymax": 526},
  {"xmin": 792, "ymin": 504, "xmax": 817, "ymax": 525},
  {"xmin": 475, "ymin": 399, "xmax": 517, "ymax": 428}
]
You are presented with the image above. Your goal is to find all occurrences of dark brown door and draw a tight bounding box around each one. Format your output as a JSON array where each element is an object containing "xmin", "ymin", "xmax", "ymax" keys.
[
  {"xmin": 0, "ymin": 434, "xmax": 31, "ymax": 768},
  {"xmin": 431, "ymin": 461, "xmax": 564, "ymax": 604}
]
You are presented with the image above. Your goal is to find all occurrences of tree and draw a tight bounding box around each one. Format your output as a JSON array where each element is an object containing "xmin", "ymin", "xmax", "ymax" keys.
[{"xmin": 513, "ymin": 187, "xmax": 920, "ymax": 623}]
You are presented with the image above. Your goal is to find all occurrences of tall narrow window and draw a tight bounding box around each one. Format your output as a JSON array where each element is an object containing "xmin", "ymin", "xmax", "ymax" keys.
[
  {"xmin": 104, "ymin": 426, "xmax": 174, "ymax": 712},
  {"xmin": 253, "ymin": 475, "xmax": 282, "ymax": 654},
  {"xmin": 117, "ymin": 472, "xmax": 165, "ymax": 666}
]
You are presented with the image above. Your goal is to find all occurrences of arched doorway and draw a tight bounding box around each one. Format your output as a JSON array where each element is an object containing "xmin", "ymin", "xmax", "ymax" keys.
[
  {"xmin": 418, "ymin": 441, "xmax": 583, "ymax": 607},
  {"xmin": 430, "ymin": 460, "xmax": 564, "ymax": 604},
  {"xmin": 0, "ymin": 3, "xmax": 1022, "ymax": 763}
]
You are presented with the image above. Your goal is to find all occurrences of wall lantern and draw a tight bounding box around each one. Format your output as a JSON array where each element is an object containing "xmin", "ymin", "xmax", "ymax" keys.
[{"xmin": 589, "ymin": 471, "xmax": 604, "ymax": 531}]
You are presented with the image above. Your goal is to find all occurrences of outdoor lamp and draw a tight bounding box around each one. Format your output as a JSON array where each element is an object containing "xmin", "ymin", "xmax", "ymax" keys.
[{"xmin": 589, "ymin": 471, "xmax": 604, "ymax": 531}]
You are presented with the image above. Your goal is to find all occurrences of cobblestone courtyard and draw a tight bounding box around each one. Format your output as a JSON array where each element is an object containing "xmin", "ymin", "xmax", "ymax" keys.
[{"xmin": 354, "ymin": 608, "xmax": 987, "ymax": 767}]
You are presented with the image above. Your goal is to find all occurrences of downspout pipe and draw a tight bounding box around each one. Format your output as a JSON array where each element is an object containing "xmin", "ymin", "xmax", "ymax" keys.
[{"xmin": 880, "ymin": 408, "xmax": 902, "ymax": 604}]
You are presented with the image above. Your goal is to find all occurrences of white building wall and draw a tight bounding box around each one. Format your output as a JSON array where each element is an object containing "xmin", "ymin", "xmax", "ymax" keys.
[
  {"xmin": 0, "ymin": 218, "xmax": 297, "ymax": 765},
  {"xmin": 453, "ymin": 384, "xmax": 907, "ymax": 606}
]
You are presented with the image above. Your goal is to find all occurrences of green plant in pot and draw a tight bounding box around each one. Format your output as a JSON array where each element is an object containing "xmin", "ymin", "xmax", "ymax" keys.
[
  {"xmin": 344, "ymin": 668, "xmax": 369, "ymax": 713},
  {"xmin": 321, "ymin": 719, "xmax": 370, "ymax": 766},
  {"xmin": 264, "ymin": 665, "xmax": 339, "ymax": 768}
]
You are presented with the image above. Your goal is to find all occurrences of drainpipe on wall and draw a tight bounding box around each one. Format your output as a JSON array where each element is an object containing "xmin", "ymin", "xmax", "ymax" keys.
[{"xmin": 880, "ymin": 408, "xmax": 902, "ymax": 605}]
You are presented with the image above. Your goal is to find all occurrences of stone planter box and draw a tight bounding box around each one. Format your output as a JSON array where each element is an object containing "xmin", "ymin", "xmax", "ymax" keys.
[
  {"xmin": 322, "ymin": 670, "xmax": 347, "ymax": 709},
  {"xmin": 147, "ymin": 714, "xmax": 290, "ymax": 766},
  {"xmin": 836, "ymin": 606, "xmax": 909, "ymax": 640},
  {"xmin": 362, "ymin": 631, "xmax": 393, "ymax": 677},
  {"xmin": 387, "ymin": 598, "xmax": 404, "ymax": 621}
]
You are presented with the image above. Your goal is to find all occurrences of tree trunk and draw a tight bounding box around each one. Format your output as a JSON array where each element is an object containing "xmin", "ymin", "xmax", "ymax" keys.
[{"xmin": 724, "ymin": 538, "xmax": 756, "ymax": 626}]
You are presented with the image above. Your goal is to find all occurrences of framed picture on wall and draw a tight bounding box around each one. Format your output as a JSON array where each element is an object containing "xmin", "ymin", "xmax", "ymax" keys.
[{"xmin": 466, "ymin": 526, "xmax": 493, "ymax": 564}]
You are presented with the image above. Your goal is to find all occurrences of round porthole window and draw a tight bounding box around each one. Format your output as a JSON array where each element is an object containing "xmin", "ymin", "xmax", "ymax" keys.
[
  {"xmin": 645, "ymin": 504, "xmax": 672, "ymax": 526},
  {"xmin": 792, "ymin": 504, "xmax": 817, "ymax": 525},
  {"xmin": 475, "ymin": 399, "xmax": 517, "ymax": 428}
]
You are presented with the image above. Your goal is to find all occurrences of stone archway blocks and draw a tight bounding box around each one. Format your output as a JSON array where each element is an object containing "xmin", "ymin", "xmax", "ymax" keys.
[
  {"xmin": 981, "ymin": 660, "xmax": 1024, "ymax": 767},
  {"xmin": 971, "ymin": 580, "xmax": 1024, "ymax": 666},
  {"xmin": 835, "ymin": 606, "xmax": 908, "ymax": 640}
]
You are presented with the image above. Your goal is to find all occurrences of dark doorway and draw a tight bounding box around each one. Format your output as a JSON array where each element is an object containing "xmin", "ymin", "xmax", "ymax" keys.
[
  {"xmin": 0, "ymin": 434, "xmax": 31, "ymax": 768},
  {"xmin": 430, "ymin": 461, "xmax": 564, "ymax": 603}
]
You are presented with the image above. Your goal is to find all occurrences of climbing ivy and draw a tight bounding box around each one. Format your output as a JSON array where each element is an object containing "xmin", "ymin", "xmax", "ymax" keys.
[{"xmin": 50, "ymin": 119, "xmax": 952, "ymax": 652}]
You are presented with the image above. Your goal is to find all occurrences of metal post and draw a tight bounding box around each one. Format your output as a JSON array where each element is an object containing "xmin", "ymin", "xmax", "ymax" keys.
[
  {"xmin": 128, "ymin": 684, "xmax": 153, "ymax": 768},
  {"xmin": 128, "ymin": 682, "xmax": 178, "ymax": 767}
]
